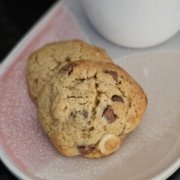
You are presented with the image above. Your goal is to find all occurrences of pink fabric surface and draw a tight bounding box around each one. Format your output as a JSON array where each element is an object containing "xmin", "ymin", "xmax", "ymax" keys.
[{"xmin": 0, "ymin": 5, "xmax": 88, "ymax": 175}]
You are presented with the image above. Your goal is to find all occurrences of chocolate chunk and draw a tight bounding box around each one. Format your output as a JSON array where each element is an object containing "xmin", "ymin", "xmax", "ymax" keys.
[
  {"xmin": 65, "ymin": 56, "xmax": 71, "ymax": 62},
  {"xmin": 103, "ymin": 70, "xmax": 118, "ymax": 81},
  {"xmin": 89, "ymin": 127, "xmax": 94, "ymax": 131},
  {"xmin": 34, "ymin": 78, "xmax": 38, "ymax": 85},
  {"xmin": 83, "ymin": 110, "xmax": 88, "ymax": 119},
  {"xmin": 78, "ymin": 145, "xmax": 95, "ymax": 154},
  {"xmin": 112, "ymin": 95, "xmax": 124, "ymax": 103},
  {"xmin": 70, "ymin": 112, "xmax": 76, "ymax": 118},
  {"xmin": 102, "ymin": 105, "xmax": 116, "ymax": 123},
  {"xmin": 61, "ymin": 62, "xmax": 77, "ymax": 75}
]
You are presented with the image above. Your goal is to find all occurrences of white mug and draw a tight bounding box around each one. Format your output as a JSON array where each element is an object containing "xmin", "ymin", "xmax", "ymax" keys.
[{"xmin": 81, "ymin": 0, "xmax": 180, "ymax": 48}]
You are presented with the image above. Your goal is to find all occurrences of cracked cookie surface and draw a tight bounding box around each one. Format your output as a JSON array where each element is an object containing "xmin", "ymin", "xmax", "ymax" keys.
[
  {"xmin": 38, "ymin": 60, "xmax": 147, "ymax": 158},
  {"xmin": 27, "ymin": 40, "xmax": 112, "ymax": 101}
]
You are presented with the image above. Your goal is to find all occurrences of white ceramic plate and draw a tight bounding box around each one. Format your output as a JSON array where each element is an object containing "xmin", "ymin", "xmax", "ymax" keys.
[{"xmin": 0, "ymin": 0, "xmax": 179, "ymax": 179}]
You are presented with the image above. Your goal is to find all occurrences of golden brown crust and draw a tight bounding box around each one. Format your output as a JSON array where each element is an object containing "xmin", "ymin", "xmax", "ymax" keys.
[
  {"xmin": 27, "ymin": 39, "xmax": 112, "ymax": 102},
  {"xmin": 37, "ymin": 60, "xmax": 147, "ymax": 158}
]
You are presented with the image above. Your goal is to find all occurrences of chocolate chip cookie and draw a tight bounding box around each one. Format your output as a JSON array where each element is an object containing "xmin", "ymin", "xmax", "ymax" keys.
[
  {"xmin": 38, "ymin": 60, "xmax": 147, "ymax": 158},
  {"xmin": 27, "ymin": 40, "xmax": 112, "ymax": 101}
]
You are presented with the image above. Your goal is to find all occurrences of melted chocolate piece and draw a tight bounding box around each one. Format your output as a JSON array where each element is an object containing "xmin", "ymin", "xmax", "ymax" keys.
[
  {"xmin": 83, "ymin": 110, "xmax": 88, "ymax": 119},
  {"xmin": 103, "ymin": 70, "xmax": 118, "ymax": 81},
  {"xmin": 61, "ymin": 62, "xmax": 77, "ymax": 75},
  {"xmin": 112, "ymin": 95, "xmax": 124, "ymax": 103},
  {"xmin": 78, "ymin": 145, "xmax": 95, "ymax": 154},
  {"xmin": 102, "ymin": 105, "xmax": 116, "ymax": 123}
]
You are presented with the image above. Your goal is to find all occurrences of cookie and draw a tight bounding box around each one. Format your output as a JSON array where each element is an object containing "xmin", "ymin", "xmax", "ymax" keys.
[
  {"xmin": 27, "ymin": 40, "xmax": 112, "ymax": 101},
  {"xmin": 38, "ymin": 60, "xmax": 147, "ymax": 158}
]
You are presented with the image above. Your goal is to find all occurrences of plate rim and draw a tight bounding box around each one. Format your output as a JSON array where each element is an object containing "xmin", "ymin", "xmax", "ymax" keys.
[
  {"xmin": 152, "ymin": 158, "xmax": 180, "ymax": 180},
  {"xmin": 0, "ymin": 0, "xmax": 179, "ymax": 179},
  {"xmin": 0, "ymin": 0, "xmax": 62, "ymax": 179}
]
